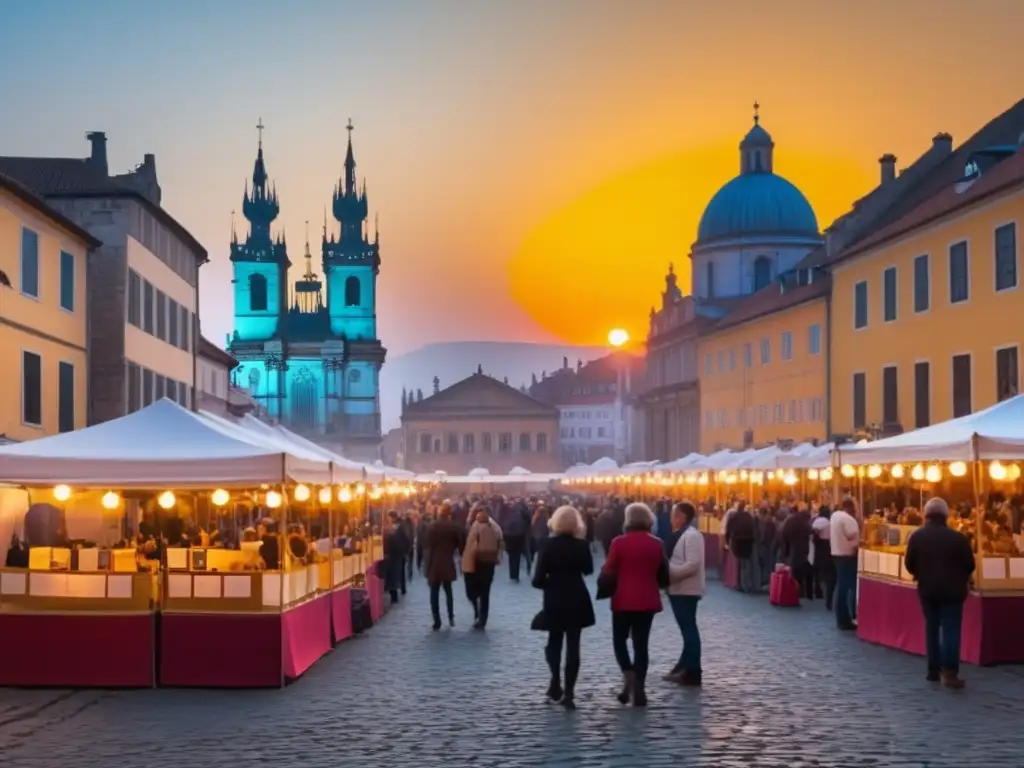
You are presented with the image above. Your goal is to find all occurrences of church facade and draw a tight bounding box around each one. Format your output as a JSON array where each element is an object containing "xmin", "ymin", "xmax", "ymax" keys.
[{"xmin": 228, "ymin": 121, "xmax": 386, "ymax": 460}]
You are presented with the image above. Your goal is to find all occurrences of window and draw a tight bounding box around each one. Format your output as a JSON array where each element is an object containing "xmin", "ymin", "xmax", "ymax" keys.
[
  {"xmin": 952, "ymin": 353, "xmax": 972, "ymax": 418},
  {"xmin": 482, "ymin": 433, "xmax": 492, "ymax": 452},
  {"xmin": 704, "ymin": 354, "xmax": 712, "ymax": 377},
  {"xmin": 705, "ymin": 261, "xmax": 715, "ymax": 298},
  {"xmin": 913, "ymin": 254, "xmax": 930, "ymax": 312},
  {"xmin": 914, "ymin": 362, "xmax": 930, "ymax": 428},
  {"xmin": 22, "ymin": 351, "xmax": 41, "ymax": 426},
  {"xmin": 156, "ymin": 291, "xmax": 167, "ymax": 341},
  {"xmin": 536, "ymin": 433, "xmax": 548, "ymax": 453},
  {"xmin": 168, "ymin": 299, "xmax": 179, "ymax": 347},
  {"xmin": 882, "ymin": 366, "xmax": 898, "ymax": 425},
  {"xmin": 883, "ymin": 266, "xmax": 897, "ymax": 322},
  {"xmin": 20, "ymin": 228, "xmax": 39, "ymax": 298},
  {"xmin": 143, "ymin": 281, "xmax": 154, "ymax": 334},
  {"xmin": 166, "ymin": 379, "xmax": 177, "ymax": 404},
  {"xmin": 58, "ymin": 361, "xmax": 75, "ymax": 432},
  {"xmin": 560, "ymin": 427, "xmax": 569, "ymax": 438},
  {"xmin": 996, "ymin": 347, "xmax": 1019, "ymax": 401},
  {"xmin": 729, "ymin": 349, "xmax": 736, "ymax": 371},
  {"xmin": 463, "ymin": 433, "xmax": 475, "ymax": 453},
  {"xmin": 60, "ymin": 251, "xmax": 75, "ymax": 311},
  {"xmin": 447, "ymin": 432, "xmax": 459, "ymax": 453},
  {"xmin": 597, "ymin": 426, "xmax": 607, "ymax": 438},
  {"xmin": 717, "ymin": 350, "xmax": 726, "ymax": 374},
  {"xmin": 249, "ymin": 274, "xmax": 268, "ymax": 311},
  {"xmin": 949, "ymin": 241, "xmax": 969, "ymax": 304},
  {"xmin": 753, "ymin": 256, "xmax": 772, "ymax": 292},
  {"xmin": 854, "ymin": 280, "xmax": 868, "ymax": 329},
  {"xmin": 780, "ymin": 331, "xmax": 793, "ymax": 361},
  {"xmin": 743, "ymin": 343, "xmax": 752, "ymax": 367},
  {"xmin": 498, "ymin": 433, "xmax": 512, "ymax": 453},
  {"xmin": 995, "ymin": 223, "xmax": 1017, "ymax": 291},
  {"xmin": 127, "ymin": 270, "xmax": 141, "ymax": 326},
  {"xmin": 519, "ymin": 432, "xmax": 531, "ymax": 451},
  {"xmin": 349, "ymin": 369, "xmax": 361, "ymax": 383},
  {"xmin": 344, "ymin": 276, "xmax": 361, "ymax": 307},
  {"xmin": 419, "ymin": 433, "xmax": 433, "ymax": 453},
  {"xmin": 143, "ymin": 368, "xmax": 154, "ymax": 407},
  {"xmin": 127, "ymin": 362, "xmax": 141, "ymax": 413},
  {"xmin": 808, "ymin": 324, "xmax": 822, "ymax": 355},
  {"xmin": 179, "ymin": 384, "xmax": 189, "ymax": 409},
  {"xmin": 760, "ymin": 338, "xmax": 771, "ymax": 365},
  {"xmin": 853, "ymin": 372, "xmax": 866, "ymax": 430},
  {"xmin": 788, "ymin": 399, "xmax": 797, "ymax": 422},
  {"xmin": 155, "ymin": 374, "xmax": 165, "ymax": 401},
  {"xmin": 180, "ymin": 306, "xmax": 191, "ymax": 351}
]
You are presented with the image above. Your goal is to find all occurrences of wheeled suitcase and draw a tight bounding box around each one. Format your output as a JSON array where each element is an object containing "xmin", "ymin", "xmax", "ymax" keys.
[{"xmin": 769, "ymin": 566, "xmax": 801, "ymax": 607}]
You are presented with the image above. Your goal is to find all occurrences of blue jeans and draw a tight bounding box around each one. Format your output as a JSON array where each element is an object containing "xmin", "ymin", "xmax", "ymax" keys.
[
  {"xmin": 920, "ymin": 598, "xmax": 964, "ymax": 673},
  {"xmin": 834, "ymin": 556, "xmax": 858, "ymax": 627},
  {"xmin": 669, "ymin": 595, "xmax": 702, "ymax": 676}
]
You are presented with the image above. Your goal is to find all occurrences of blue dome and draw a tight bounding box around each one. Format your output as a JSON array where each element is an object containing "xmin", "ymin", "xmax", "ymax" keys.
[{"xmin": 697, "ymin": 172, "xmax": 818, "ymax": 243}]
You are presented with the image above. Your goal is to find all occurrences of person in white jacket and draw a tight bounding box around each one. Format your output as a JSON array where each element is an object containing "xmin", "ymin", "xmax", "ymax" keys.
[{"xmin": 665, "ymin": 502, "xmax": 706, "ymax": 687}]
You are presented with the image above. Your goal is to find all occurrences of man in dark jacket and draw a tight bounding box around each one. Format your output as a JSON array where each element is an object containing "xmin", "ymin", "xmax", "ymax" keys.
[
  {"xmin": 904, "ymin": 497, "xmax": 975, "ymax": 689},
  {"xmin": 500, "ymin": 498, "xmax": 530, "ymax": 582},
  {"xmin": 725, "ymin": 502, "xmax": 758, "ymax": 593},
  {"xmin": 780, "ymin": 505, "xmax": 813, "ymax": 599}
]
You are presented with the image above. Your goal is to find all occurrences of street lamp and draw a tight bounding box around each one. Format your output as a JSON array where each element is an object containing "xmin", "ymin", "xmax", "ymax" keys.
[{"xmin": 608, "ymin": 328, "xmax": 629, "ymax": 348}]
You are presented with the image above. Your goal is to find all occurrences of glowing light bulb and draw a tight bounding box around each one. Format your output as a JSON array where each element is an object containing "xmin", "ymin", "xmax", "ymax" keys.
[
  {"xmin": 807, "ymin": 469, "xmax": 819, "ymax": 481},
  {"xmin": 265, "ymin": 490, "xmax": 282, "ymax": 509},
  {"xmin": 403, "ymin": 485, "xmax": 414, "ymax": 497},
  {"xmin": 820, "ymin": 467, "xmax": 833, "ymax": 482},
  {"xmin": 867, "ymin": 465, "xmax": 882, "ymax": 479},
  {"xmin": 211, "ymin": 488, "xmax": 230, "ymax": 506},
  {"xmin": 53, "ymin": 485, "xmax": 72, "ymax": 502},
  {"xmin": 1010, "ymin": 464, "xmax": 1022, "ymax": 481},
  {"xmin": 841, "ymin": 465, "xmax": 855, "ymax": 478},
  {"xmin": 101, "ymin": 491, "xmax": 120, "ymax": 510},
  {"xmin": 949, "ymin": 461, "xmax": 968, "ymax": 478},
  {"xmin": 891, "ymin": 464, "xmax": 905, "ymax": 479},
  {"xmin": 925, "ymin": 464, "xmax": 942, "ymax": 483},
  {"xmin": 338, "ymin": 486, "xmax": 353, "ymax": 503},
  {"xmin": 293, "ymin": 484, "xmax": 310, "ymax": 502},
  {"xmin": 740, "ymin": 470, "xmax": 749, "ymax": 481},
  {"xmin": 990, "ymin": 461, "xmax": 1008, "ymax": 481},
  {"xmin": 911, "ymin": 464, "xmax": 925, "ymax": 482},
  {"xmin": 685, "ymin": 474, "xmax": 696, "ymax": 484},
  {"xmin": 158, "ymin": 491, "xmax": 176, "ymax": 509},
  {"xmin": 355, "ymin": 483, "xmax": 366, "ymax": 497},
  {"xmin": 783, "ymin": 471, "xmax": 798, "ymax": 486},
  {"xmin": 698, "ymin": 473, "xmax": 709, "ymax": 485},
  {"xmin": 369, "ymin": 487, "xmax": 384, "ymax": 501},
  {"xmin": 318, "ymin": 487, "xmax": 332, "ymax": 504}
]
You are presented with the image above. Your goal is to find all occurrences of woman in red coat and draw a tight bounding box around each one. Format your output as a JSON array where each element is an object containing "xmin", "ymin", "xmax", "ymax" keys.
[{"xmin": 601, "ymin": 502, "xmax": 668, "ymax": 707}]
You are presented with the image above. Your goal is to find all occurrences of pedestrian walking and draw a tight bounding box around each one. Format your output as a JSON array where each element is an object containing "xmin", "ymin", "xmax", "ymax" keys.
[
  {"xmin": 725, "ymin": 502, "xmax": 758, "ymax": 593},
  {"xmin": 531, "ymin": 505, "xmax": 594, "ymax": 710},
  {"xmin": 402, "ymin": 511, "xmax": 416, "ymax": 586},
  {"xmin": 830, "ymin": 497, "xmax": 860, "ymax": 629},
  {"xmin": 599, "ymin": 502, "xmax": 669, "ymax": 707},
  {"xmin": 904, "ymin": 497, "xmax": 975, "ymax": 688},
  {"xmin": 383, "ymin": 510, "xmax": 411, "ymax": 605},
  {"xmin": 665, "ymin": 502, "xmax": 705, "ymax": 687},
  {"xmin": 527, "ymin": 502, "xmax": 549, "ymax": 573},
  {"xmin": 425, "ymin": 503, "xmax": 461, "ymax": 631},
  {"xmin": 811, "ymin": 505, "xmax": 835, "ymax": 609},
  {"xmin": 463, "ymin": 506, "xmax": 503, "ymax": 630},
  {"xmin": 500, "ymin": 498, "xmax": 530, "ymax": 582},
  {"xmin": 780, "ymin": 504, "xmax": 814, "ymax": 599}
]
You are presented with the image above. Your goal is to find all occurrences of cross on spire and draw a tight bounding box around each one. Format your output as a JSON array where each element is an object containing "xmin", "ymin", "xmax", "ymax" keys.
[
  {"xmin": 256, "ymin": 117, "xmax": 265, "ymax": 147},
  {"xmin": 753, "ymin": 101, "xmax": 760, "ymax": 125},
  {"xmin": 346, "ymin": 118, "xmax": 354, "ymax": 137}
]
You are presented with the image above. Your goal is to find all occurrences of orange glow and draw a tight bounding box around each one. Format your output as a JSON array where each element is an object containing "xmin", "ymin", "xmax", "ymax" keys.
[{"xmin": 508, "ymin": 142, "xmax": 875, "ymax": 346}]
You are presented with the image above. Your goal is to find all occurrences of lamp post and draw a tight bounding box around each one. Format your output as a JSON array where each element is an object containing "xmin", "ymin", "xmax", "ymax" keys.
[{"xmin": 608, "ymin": 329, "xmax": 629, "ymax": 464}]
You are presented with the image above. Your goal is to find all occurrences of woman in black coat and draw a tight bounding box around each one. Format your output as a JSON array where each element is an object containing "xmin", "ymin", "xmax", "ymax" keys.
[{"xmin": 531, "ymin": 505, "xmax": 595, "ymax": 710}]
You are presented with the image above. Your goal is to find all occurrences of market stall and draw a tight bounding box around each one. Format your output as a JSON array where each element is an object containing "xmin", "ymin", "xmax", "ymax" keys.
[
  {"xmin": 837, "ymin": 395, "xmax": 1024, "ymax": 665},
  {"xmin": 0, "ymin": 399, "xmax": 360, "ymax": 688}
]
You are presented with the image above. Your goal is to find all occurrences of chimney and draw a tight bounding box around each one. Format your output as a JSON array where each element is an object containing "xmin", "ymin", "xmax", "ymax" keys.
[
  {"xmin": 86, "ymin": 132, "xmax": 108, "ymax": 176},
  {"xmin": 563, "ymin": 356, "xmax": 568, "ymax": 370},
  {"xmin": 932, "ymin": 132, "xmax": 953, "ymax": 156},
  {"xmin": 878, "ymin": 154, "xmax": 897, "ymax": 185}
]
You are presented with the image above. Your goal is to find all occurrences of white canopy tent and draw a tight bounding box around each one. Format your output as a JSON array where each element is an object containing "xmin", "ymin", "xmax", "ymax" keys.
[
  {"xmin": 660, "ymin": 453, "xmax": 705, "ymax": 472},
  {"xmin": 777, "ymin": 442, "xmax": 834, "ymax": 469},
  {"xmin": 370, "ymin": 459, "xmax": 414, "ymax": 482},
  {"xmin": 836, "ymin": 395, "xmax": 1024, "ymax": 465},
  {"xmin": 0, "ymin": 399, "xmax": 330, "ymax": 487}
]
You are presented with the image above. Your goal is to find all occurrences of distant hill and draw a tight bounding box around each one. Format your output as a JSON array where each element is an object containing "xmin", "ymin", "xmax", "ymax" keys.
[{"xmin": 380, "ymin": 341, "xmax": 608, "ymax": 430}]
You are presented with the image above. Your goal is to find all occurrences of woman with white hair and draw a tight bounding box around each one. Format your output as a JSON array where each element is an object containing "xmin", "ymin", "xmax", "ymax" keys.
[
  {"xmin": 531, "ymin": 505, "xmax": 594, "ymax": 710},
  {"xmin": 599, "ymin": 501, "xmax": 668, "ymax": 707}
]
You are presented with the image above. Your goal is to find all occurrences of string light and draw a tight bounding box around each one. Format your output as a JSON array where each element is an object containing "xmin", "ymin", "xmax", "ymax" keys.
[
  {"xmin": 807, "ymin": 469, "xmax": 819, "ymax": 481},
  {"xmin": 101, "ymin": 491, "xmax": 120, "ymax": 510},
  {"xmin": 265, "ymin": 490, "xmax": 283, "ymax": 509},
  {"xmin": 925, "ymin": 464, "xmax": 942, "ymax": 483},
  {"xmin": 53, "ymin": 485, "xmax": 72, "ymax": 502},
  {"xmin": 867, "ymin": 465, "xmax": 882, "ymax": 479},
  {"xmin": 783, "ymin": 471, "xmax": 798, "ymax": 486},
  {"xmin": 891, "ymin": 464, "xmax": 905, "ymax": 479},
  {"xmin": 948, "ymin": 462, "xmax": 968, "ymax": 478},
  {"xmin": 820, "ymin": 467, "xmax": 833, "ymax": 482},
  {"xmin": 293, "ymin": 484, "xmax": 310, "ymax": 502},
  {"xmin": 211, "ymin": 489, "xmax": 230, "ymax": 506},
  {"xmin": 158, "ymin": 491, "xmax": 176, "ymax": 509},
  {"xmin": 911, "ymin": 464, "xmax": 925, "ymax": 482},
  {"xmin": 841, "ymin": 465, "xmax": 855, "ymax": 478},
  {"xmin": 318, "ymin": 487, "xmax": 333, "ymax": 504},
  {"xmin": 990, "ymin": 461, "xmax": 1008, "ymax": 481},
  {"xmin": 355, "ymin": 483, "xmax": 366, "ymax": 497},
  {"xmin": 1010, "ymin": 464, "xmax": 1022, "ymax": 481},
  {"xmin": 338, "ymin": 486, "xmax": 353, "ymax": 503}
]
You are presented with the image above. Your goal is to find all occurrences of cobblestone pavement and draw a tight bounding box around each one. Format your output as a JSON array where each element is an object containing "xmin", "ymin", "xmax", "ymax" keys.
[{"xmin": 2, "ymin": 559, "xmax": 1024, "ymax": 768}]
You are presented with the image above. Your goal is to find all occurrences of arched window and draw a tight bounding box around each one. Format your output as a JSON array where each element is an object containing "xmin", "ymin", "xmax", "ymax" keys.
[
  {"xmin": 290, "ymin": 368, "xmax": 317, "ymax": 430},
  {"xmin": 753, "ymin": 256, "xmax": 772, "ymax": 292},
  {"xmin": 249, "ymin": 273, "xmax": 268, "ymax": 312},
  {"xmin": 705, "ymin": 262, "xmax": 715, "ymax": 298},
  {"xmin": 518, "ymin": 432, "xmax": 531, "ymax": 452},
  {"xmin": 344, "ymin": 276, "xmax": 361, "ymax": 307}
]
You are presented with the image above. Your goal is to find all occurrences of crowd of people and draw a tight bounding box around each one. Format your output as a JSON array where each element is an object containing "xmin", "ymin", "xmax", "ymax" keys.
[{"xmin": 381, "ymin": 488, "xmax": 975, "ymax": 710}]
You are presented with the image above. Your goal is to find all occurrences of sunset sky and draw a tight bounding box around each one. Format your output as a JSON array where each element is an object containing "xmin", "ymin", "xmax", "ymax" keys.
[{"xmin": 2, "ymin": 0, "xmax": 1024, "ymax": 355}]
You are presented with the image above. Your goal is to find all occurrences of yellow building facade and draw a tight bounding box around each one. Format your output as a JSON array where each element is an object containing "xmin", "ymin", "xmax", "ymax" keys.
[
  {"xmin": 698, "ymin": 282, "xmax": 829, "ymax": 452},
  {"xmin": 830, "ymin": 155, "xmax": 1024, "ymax": 435},
  {"xmin": 0, "ymin": 176, "xmax": 98, "ymax": 441}
]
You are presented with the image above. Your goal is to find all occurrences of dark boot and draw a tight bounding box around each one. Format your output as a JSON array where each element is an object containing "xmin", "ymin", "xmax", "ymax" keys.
[
  {"xmin": 616, "ymin": 671, "xmax": 635, "ymax": 705},
  {"xmin": 941, "ymin": 670, "xmax": 965, "ymax": 689},
  {"xmin": 680, "ymin": 670, "xmax": 702, "ymax": 687},
  {"xmin": 448, "ymin": 610, "xmax": 455, "ymax": 628},
  {"xmin": 545, "ymin": 677, "xmax": 563, "ymax": 702},
  {"xmin": 926, "ymin": 667, "xmax": 940, "ymax": 682},
  {"xmin": 633, "ymin": 676, "xmax": 647, "ymax": 707},
  {"xmin": 560, "ymin": 695, "xmax": 576, "ymax": 710}
]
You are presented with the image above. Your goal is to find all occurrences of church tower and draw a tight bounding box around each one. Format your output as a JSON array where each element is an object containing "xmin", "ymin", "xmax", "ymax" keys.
[
  {"xmin": 323, "ymin": 120, "xmax": 379, "ymax": 340},
  {"xmin": 231, "ymin": 119, "xmax": 290, "ymax": 341}
]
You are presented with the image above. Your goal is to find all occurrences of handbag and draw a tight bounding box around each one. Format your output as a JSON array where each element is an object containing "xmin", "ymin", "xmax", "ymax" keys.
[
  {"xmin": 530, "ymin": 610, "xmax": 549, "ymax": 631},
  {"xmin": 596, "ymin": 568, "xmax": 617, "ymax": 600}
]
